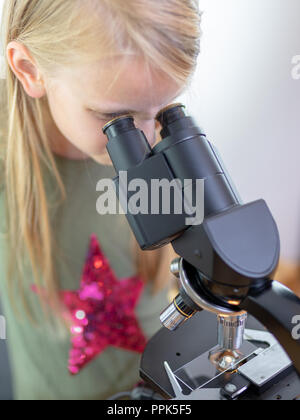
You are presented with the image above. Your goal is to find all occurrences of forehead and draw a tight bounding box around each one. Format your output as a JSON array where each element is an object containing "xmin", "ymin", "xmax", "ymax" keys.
[{"xmin": 59, "ymin": 56, "xmax": 183, "ymax": 110}]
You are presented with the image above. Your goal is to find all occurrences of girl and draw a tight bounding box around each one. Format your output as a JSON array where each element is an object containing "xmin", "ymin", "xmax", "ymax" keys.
[{"xmin": 0, "ymin": 0, "xmax": 201, "ymax": 400}]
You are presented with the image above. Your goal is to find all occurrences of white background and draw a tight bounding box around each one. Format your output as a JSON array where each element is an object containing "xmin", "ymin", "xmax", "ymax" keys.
[{"xmin": 182, "ymin": 0, "xmax": 300, "ymax": 261}]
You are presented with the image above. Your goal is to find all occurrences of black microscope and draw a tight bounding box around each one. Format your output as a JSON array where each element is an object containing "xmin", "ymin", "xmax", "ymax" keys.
[{"xmin": 103, "ymin": 104, "xmax": 300, "ymax": 400}]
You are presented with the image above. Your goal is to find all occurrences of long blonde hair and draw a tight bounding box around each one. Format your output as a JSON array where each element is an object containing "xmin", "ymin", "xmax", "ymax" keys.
[{"xmin": 0, "ymin": 0, "xmax": 201, "ymax": 320}]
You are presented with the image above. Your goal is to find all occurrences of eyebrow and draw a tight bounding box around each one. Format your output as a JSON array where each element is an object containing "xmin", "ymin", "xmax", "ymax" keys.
[
  {"xmin": 91, "ymin": 109, "xmax": 137, "ymax": 116},
  {"xmin": 88, "ymin": 90, "xmax": 184, "ymax": 118}
]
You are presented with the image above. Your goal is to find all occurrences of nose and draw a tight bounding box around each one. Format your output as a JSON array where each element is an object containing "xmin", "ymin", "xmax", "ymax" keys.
[
  {"xmin": 134, "ymin": 118, "xmax": 162, "ymax": 147},
  {"xmin": 134, "ymin": 118, "xmax": 155, "ymax": 146}
]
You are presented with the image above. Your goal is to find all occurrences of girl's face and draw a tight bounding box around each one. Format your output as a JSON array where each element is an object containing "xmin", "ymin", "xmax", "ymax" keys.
[{"xmin": 45, "ymin": 56, "xmax": 182, "ymax": 163}]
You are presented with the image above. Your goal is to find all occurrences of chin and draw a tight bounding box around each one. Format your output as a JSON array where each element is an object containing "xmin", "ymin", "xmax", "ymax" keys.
[{"xmin": 91, "ymin": 152, "xmax": 113, "ymax": 166}]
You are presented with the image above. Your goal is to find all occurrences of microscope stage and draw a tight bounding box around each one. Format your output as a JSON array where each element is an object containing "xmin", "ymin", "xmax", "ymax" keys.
[{"xmin": 140, "ymin": 311, "xmax": 300, "ymax": 400}]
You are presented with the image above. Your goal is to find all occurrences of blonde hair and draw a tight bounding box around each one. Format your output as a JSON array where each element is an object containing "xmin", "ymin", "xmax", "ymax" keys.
[{"xmin": 0, "ymin": 0, "xmax": 201, "ymax": 320}]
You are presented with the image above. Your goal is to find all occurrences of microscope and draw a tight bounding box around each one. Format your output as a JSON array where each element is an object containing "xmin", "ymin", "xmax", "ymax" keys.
[{"xmin": 103, "ymin": 104, "xmax": 300, "ymax": 400}]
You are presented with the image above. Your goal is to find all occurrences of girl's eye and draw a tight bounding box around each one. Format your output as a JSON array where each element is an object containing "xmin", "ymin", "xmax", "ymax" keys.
[
  {"xmin": 96, "ymin": 114, "xmax": 117, "ymax": 121},
  {"xmin": 95, "ymin": 112, "xmax": 129, "ymax": 121},
  {"xmin": 89, "ymin": 109, "xmax": 127, "ymax": 121},
  {"xmin": 103, "ymin": 113, "xmax": 124, "ymax": 120}
]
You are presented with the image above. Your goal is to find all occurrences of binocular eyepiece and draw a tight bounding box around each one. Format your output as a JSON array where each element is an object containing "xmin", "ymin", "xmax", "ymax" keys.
[
  {"xmin": 102, "ymin": 103, "xmax": 187, "ymax": 173},
  {"xmin": 102, "ymin": 102, "xmax": 240, "ymax": 251},
  {"xmin": 102, "ymin": 102, "xmax": 186, "ymax": 138}
]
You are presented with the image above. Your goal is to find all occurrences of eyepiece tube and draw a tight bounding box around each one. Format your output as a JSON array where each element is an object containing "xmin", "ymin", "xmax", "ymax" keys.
[
  {"xmin": 155, "ymin": 103, "xmax": 197, "ymax": 140},
  {"xmin": 103, "ymin": 115, "xmax": 153, "ymax": 172},
  {"xmin": 156, "ymin": 103, "xmax": 186, "ymax": 127},
  {"xmin": 103, "ymin": 115, "xmax": 136, "ymax": 138},
  {"xmin": 155, "ymin": 102, "xmax": 241, "ymax": 217}
]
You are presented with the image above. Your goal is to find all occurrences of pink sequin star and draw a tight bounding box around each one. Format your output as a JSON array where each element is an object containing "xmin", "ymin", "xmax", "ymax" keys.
[{"xmin": 34, "ymin": 234, "xmax": 147, "ymax": 375}]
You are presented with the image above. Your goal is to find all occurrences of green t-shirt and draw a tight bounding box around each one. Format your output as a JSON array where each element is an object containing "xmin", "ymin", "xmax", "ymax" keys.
[{"xmin": 0, "ymin": 156, "xmax": 170, "ymax": 400}]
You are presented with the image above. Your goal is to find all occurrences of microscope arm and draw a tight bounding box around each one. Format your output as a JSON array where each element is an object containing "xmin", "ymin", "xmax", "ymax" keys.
[{"xmin": 241, "ymin": 280, "xmax": 300, "ymax": 374}]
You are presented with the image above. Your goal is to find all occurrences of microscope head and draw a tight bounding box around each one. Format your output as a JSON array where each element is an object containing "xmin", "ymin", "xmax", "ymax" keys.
[{"xmin": 103, "ymin": 104, "xmax": 280, "ymax": 314}]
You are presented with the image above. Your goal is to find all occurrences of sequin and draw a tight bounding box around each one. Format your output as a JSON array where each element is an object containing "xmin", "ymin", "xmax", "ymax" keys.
[{"xmin": 33, "ymin": 234, "xmax": 147, "ymax": 375}]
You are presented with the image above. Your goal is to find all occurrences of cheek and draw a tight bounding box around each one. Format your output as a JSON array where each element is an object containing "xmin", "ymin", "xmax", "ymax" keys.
[{"xmin": 47, "ymin": 89, "xmax": 108, "ymax": 154}]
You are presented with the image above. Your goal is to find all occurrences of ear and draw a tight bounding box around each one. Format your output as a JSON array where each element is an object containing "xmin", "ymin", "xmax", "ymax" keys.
[{"xmin": 6, "ymin": 41, "xmax": 46, "ymax": 98}]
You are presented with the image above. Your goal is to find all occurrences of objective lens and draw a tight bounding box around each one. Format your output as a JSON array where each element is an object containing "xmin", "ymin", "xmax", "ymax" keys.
[
  {"xmin": 160, "ymin": 294, "xmax": 196, "ymax": 331},
  {"xmin": 218, "ymin": 312, "xmax": 248, "ymax": 351}
]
